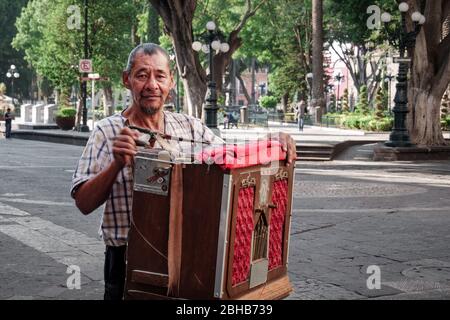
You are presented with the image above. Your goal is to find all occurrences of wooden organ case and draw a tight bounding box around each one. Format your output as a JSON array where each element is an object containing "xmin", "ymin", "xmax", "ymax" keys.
[{"xmin": 124, "ymin": 144, "xmax": 294, "ymax": 300}]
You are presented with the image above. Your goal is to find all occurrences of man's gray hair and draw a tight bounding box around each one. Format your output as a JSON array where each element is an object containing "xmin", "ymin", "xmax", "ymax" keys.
[{"xmin": 125, "ymin": 43, "xmax": 171, "ymax": 73}]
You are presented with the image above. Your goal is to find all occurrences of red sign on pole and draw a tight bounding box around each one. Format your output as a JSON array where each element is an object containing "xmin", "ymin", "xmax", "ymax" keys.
[{"xmin": 79, "ymin": 59, "xmax": 93, "ymax": 73}]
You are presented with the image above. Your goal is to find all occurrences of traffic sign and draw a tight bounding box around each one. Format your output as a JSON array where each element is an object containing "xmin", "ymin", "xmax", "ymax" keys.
[{"xmin": 79, "ymin": 59, "xmax": 93, "ymax": 73}]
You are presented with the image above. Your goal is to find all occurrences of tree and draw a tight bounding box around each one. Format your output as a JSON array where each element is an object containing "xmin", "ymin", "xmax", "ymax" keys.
[
  {"xmin": 149, "ymin": 0, "xmax": 267, "ymax": 118},
  {"xmin": 341, "ymin": 89, "xmax": 349, "ymax": 112},
  {"xmin": 311, "ymin": 0, "xmax": 325, "ymax": 113},
  {"xmin": 243, "ymin": 0, "xmax": 312, "ymax": 111},
  {"xmin": 406, "ymin": 0, "xmax": 450, "ymax": 146},
  {"xmin": 259, "ymin": 95, "xmax": 278, "ymax": 110},
  {"xmin": 14, "ymin": 0, "xmax": 138, "ymax": 110},
  {"xmin": 374, "ymin": 87, "xmax": 385, "ymax": 120},
  {"xmin": 355, "ymin": 85, "xmax": 369, "ymax": 115},
  {"xmin": 0, "ymin": 0, "xmax": 31, "ymax": 101},
  {"xmin": 325, "ymin": 0, "xmax": 395, "ymax": 101}
]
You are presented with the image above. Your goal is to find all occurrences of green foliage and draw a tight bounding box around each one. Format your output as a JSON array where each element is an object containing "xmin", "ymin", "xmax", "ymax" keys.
[
  {"xmin": 230, "ymin": 0, "xmax": 311, "ymax": 104},
  {"xmin": 441, "ymin": 93, "xmax": 448, "ymax": 121},
  {"xmin": 325, "ymin": 0, "xmax": 395, "ymax": 45},
  {"xmin": 259, "ymin": 95, "xmax": 278, "ymax": 110},
  {"xmin": 374, "ymin": 87, "xmax": 385, "ymax": 120},
  {"xmin": 355, "ymin": 85, "xmax": 369, "ymax": 115},
  {"xmin": 13, "ymin": 0, "xmax": 138, "ymax": 93},
  {"xmin": 0, "ymin": 0, "xmax": 31, "ymax": 100},
  {"xmin": 341, "ymin": 89, "xmax": 349, "ymax": 113},
  {"xmin": 376, "ymin": 118, "xmax": 393, "ymax": 132},
  {"xmin": 335, "ymin": 112, "xmax": 392, "ymax": 131},
  {"xmin": 56, "ymin": 107, "xmax": 76, "ymax": 118}
]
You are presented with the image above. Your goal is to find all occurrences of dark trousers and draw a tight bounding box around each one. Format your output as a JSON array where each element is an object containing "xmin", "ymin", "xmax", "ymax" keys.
[
  {"xmin": 104, "ymin": 245, "xmax": 127, "ymax": 300},
  {"xmin": 5, "ymin": 122, "xmax": 11, "ymax": 138}
]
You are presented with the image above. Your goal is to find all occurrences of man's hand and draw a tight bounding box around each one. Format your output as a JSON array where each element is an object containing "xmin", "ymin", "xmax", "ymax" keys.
[
  {"xmin": 268, "ymin": 132, "xmax": 297, "ymax": 166},
  {"xmin": 112, "ymin": 127, "xmax": 140, "ymax": 168}
]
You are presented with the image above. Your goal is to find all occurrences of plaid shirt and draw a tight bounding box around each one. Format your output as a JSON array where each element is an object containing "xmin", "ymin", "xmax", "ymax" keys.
[{"xmin": 71, "ymin": 111, "xmax": 222, "ymax": 246}]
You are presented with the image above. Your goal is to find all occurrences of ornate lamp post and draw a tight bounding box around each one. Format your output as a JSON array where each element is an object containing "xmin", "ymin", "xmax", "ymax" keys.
[
  {"xmin": 6, "ymin": 65, "xmax": 20, "ymax": 106},
  {"xmin": 334, "ymin": 73, "xmax": 344, "ymax": 112},
  {"xmin": 192, "ymin": 21, "xmax": 230, "ymax": 130},
  {"xmin": 381, "ymin": 2, "xmax": 425, "ymax": 147}
]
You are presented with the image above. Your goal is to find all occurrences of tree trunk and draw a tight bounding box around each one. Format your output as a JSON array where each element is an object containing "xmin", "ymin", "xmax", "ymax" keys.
[
  {"xmin": 311, "ymin": 0, "xmax": 325, "ymax": 114},
  {"xmin": 236, "ymin": 73, "xmax": 252, "ymax": 105},
  {"xmin": 251, "ymin": 58, "xmax": 256, "ymax": 105},
  {"xmin": 281, "ymin": 92, "xmax": 289, "ymax": 113},
  {"xmin": 150, "ymin": 0, "xmax": 266, "ymax": 117},
  {"xmin": 75, "ymin": 93, "xmax": 82, "ymax": 128},
  {"xmin": 407, "ymin": 0, "xmax": 450, "ymax": 146},
  {"xmin": 103, "ymin": 84, "xmax": 114, "ymax": 116},
  {"xmin": 409, "ymin": 89, "xmax": 445, "ymax": 145}
]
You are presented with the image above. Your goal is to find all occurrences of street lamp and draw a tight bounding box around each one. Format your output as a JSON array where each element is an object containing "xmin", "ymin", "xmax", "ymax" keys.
[
  {"xmin": 381, "ymin": 2, "xmax": 425, "ymax": 147},
  {"xmin": 384, "ymin": 73, "xmax": 395, "ymax": 112},
  {"xmin": 192, "ymin": 21, "xmax": 230, "ymax": 130},
  {"xmin": 334, "ymin": 73, "xmax": 344, "ymax": 112},
  {"xmin": 6, "ymin": 65, "xmax": 20, "ymax": 106}
]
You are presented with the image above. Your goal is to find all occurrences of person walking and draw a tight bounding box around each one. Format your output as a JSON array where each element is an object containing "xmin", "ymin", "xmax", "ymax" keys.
[
  {"xmin": 4, "ymin": 108, "xmax": 13, "ymax": 138},
  {"xmin": 296, "ymin": 100, "xmax": 305, "ymax": 132}
]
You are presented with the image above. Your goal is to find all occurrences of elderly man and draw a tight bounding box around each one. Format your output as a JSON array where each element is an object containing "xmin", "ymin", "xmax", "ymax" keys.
[{"xmin": 71, "ymin": 43, "xmax": 296, "ymax": 300}]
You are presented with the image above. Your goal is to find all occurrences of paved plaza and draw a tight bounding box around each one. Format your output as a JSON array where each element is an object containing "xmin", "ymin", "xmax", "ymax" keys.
[{"xmin": 0, "ymin": 137, "xmax": 449, "ymax": 300}]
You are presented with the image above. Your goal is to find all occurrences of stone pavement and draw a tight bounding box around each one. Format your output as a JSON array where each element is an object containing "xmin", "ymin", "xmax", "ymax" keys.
[
  {"xmin": 1, "ymin": 136, "xmax": 450, "ymax": 300},
  {"xmin": 286, "ymin": 158, "xmax": 450, "ymax": 299}
]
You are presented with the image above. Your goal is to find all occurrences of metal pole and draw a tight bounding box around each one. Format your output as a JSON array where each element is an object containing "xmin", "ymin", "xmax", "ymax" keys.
[
  {"xmin": 204, "ymin": 30, "xmax": 218, "ymax": 130},
  {"xmin": 91, "ymin": 79, "xmax": 95, "ymax": 130},
  {"xmin": 11, "ymin": 79, "xmax": 15, "ymax": 106},
  {"xmin": 176, "ymin": 70, "xmax": 180, "ymax": 113},
  {"xmin": 79, "ymin": 0, "xmax": 89, "ymax": 132},
  {"xmin": 385, "ymin": 10, "xmax": 415, "ymax": 147}
]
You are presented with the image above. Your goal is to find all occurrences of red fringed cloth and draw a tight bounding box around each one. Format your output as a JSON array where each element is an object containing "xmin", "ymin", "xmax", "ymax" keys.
[{"xmin": 196, "ymin": 140, "xmax": 287, "ymax": 169}]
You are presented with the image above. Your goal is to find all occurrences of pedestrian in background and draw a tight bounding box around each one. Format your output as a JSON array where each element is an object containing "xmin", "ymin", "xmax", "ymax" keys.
[
  {"xmin": 296, "ymin": 100, "xmax": 305, "ymax": 132},
  {"xmin": 4, "ymin": 108, "xmax": 13, "ymax": 138}
]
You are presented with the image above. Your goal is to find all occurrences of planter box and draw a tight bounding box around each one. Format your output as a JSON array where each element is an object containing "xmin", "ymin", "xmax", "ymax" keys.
[{"xmin": 55, "ymin": 116, "xmax": 75, "ymax": 130}]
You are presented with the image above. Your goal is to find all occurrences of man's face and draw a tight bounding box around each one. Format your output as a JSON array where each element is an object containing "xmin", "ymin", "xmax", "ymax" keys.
[{"xmin": 123, "ymin": 51, "xmax": 174, "ymax": 115}]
